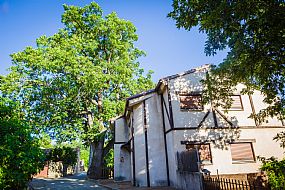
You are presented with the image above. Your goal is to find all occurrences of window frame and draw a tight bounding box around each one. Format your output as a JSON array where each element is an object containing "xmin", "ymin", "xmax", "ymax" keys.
[
  {"xmin": 226, "ymin": 95, "xmax": 244, "ymax": 111},
  {"xmin": 179, "ymin": 93, "xmax": 204, "ymax": 111},
  {"xmin": 230, "ymin": 142, "xmax": 256, "ymax": 164}
]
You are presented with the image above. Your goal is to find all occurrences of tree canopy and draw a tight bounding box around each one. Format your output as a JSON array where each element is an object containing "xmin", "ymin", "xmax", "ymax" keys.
[
  {"xmin": 168, "ymin": 0, "xmax": 285, "ymax": 123},
  {"xmin": 2, "ymin": 2, "xmax": 153, "ymax": 178}
]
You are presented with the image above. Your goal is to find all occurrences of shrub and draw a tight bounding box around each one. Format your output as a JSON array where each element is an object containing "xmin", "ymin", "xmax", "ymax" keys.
[
  {"xmin": 260, "ymin": 157, "xmax": 285, "ymax": 189},
  {"xmin": 80, "ymin": 147, "xmax": 90, "ymax": 170},
  {"xmin": 0, "ymin": 97, "xmax": 45, "ymax": 189}
]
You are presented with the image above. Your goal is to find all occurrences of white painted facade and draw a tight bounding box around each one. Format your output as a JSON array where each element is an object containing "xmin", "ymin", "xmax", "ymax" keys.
[{"xmin": 113, "ymin": 65, "xmax": 284, "ymax": 188}]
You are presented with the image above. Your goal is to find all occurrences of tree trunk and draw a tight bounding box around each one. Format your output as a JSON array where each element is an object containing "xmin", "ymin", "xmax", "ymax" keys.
[
  {"xmin": 87, "ymin": 137, "xmax": 105, "ymax": 179},
  {"xmin": 86, "ymin": 93, "xmax": 107, "ymax": 179},
  {"xmin": 63, "ymin": 164, "xmax": 68, "ymax": 177}
]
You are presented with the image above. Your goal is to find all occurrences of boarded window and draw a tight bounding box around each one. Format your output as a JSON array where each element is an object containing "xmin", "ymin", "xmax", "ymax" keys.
[
  {"xmin": 180, "ymin": 94, "xmax": 203, "ymax": 110},
  {"xmin": 229, "ymin": 95, "xmax": 243, "ymax": 110},
  {"xmin": 177, "ymin": 149, "xmax": 199, "ymax": 172},
  {"xmin": 230, "ymin": 143, "xmax": 255, "ymax": 162},
  {"xmin": 185, "ymin": 144, "xmax": 212, "ymax": 164}
]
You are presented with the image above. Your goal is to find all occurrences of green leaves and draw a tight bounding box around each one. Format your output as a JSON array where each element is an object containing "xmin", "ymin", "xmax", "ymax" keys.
[
  {"xmin": 0, "ymin": 97, "xmax": 45, "ymax": 190},
  {"xmin": 46, "ymin": 146, "xmax": 77, "ymax": 166},
  {"xmin": 169, "ymin": 0, "xmax": 285, "ymax": 122},
  {"xmin": 2, "ymin": 1, "xmax": 153, "ymax": 157},
  {"xmin": 260, "ymin": 157, "xmax": 285, "ymax": 189}
]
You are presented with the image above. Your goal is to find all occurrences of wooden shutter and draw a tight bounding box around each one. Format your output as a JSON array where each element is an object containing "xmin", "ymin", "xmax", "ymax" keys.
[
  {"xmin": 230, "ymin": 143, "xmax": 255, "ymax": 161},
  {"xmin": 180, "ymin": 94, "xmax": 203, "ymax": 110},
  {"xmin": 230, "ymin": 95, "xmax": 243, "ymax": 110}
]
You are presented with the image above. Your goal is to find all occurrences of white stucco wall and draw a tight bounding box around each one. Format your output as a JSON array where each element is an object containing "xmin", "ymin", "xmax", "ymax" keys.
[
  {"xmin": 251, "ymin": 90, "xmax": 283, "ymax": 126},
  {"xmin": 169, "ymin": 71, "xmax": 207, "ymax": 128},
  {"xmin": 115, "ymin": 66, "xmax": 285, "ymax": 188},
  {"xmin": 166, "ymin": 130, "xmax": 177, "ymax": 186},
  {"xmin": 114, "ymin": 144, "xmax": 131, "ymax": 181},
  {"xmin": 145, "ymin": 94, "xmax": 168, "ymax": 186},
  {"xmin": 132, "ymin": 103, "xmax": 147, "ymax": 186},
  {"xmin": 171, "ymin": 127, "xmax": 284, "ymax": 175},
  {"xmin": 167, "ymin": 71, "xmax": 283, "ymax": 129},
  {"xmin": 114, "ymin": 117, "xmax": 131, "ymax": 181},
  {"xmin": 115, "ymin": 117, "xmax": 128, "ymax": 142},
  {"xmin": 215, "ymin": 84, "xmax": 256, "ymax": 127},
  {"xmin": 159, "ymin": 88, "xmax": 176, "ymax": 186}
]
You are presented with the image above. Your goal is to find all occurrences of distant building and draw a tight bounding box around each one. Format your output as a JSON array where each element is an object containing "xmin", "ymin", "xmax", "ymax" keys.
[
  {"xmin": 112, "ymin": 65, "xmax": 284, "ymax": 189},
  {"xmin": 34, "ymin": 148, "xmax": 81, "ymax": 178}
]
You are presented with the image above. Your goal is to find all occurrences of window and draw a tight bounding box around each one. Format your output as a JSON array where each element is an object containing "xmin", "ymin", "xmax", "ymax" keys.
[
  {"xmin": 230, "ymin": 143, "xmax": 255, "ymax": 162},
  {"xmin": 179, "ymin": 94, "xmax": 203, "ymax": 110},
  {"xmin": 186, "ymin": 144, "xmax": 212, "ymax": 164},
  {"xmin": 229, "ymin": 95, "xmax": 243, "ymax": 110}
]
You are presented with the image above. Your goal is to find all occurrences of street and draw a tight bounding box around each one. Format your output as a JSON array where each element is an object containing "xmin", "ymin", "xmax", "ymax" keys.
[{"xmin": 30, "ymin": 172, "xmax": 109, "ymax": 190}]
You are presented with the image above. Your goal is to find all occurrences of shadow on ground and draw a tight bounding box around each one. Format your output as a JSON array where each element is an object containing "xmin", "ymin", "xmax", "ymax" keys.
[{"xmin": 31, "ymin": 172, "xmax": 109, "ymax": 190}]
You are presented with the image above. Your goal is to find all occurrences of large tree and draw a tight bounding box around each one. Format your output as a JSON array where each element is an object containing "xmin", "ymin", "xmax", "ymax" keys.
[
  {"xmin": 168, "ymin": 0, "xmax": 285, "ymax": 123},
  {"xmin": 2, "ymin": 2, "xmax": 153, "ymax": 179}
]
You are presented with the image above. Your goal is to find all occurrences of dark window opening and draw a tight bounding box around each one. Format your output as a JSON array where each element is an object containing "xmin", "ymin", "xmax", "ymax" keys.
[{"xmin": 179, "ymin": 94, "xmax": 203, "ymax": 110}]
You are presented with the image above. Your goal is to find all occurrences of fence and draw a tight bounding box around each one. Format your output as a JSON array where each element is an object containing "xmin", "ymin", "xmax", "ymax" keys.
[
  {"xmin": 101, "ymin": 167, "xmax": 114, "ymax": 179},
  {"xmin": 203, "ymin": 176, "xmax": 269, "ymax": 190}
]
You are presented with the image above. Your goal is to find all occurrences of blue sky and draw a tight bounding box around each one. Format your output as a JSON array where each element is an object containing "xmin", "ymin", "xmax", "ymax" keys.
[{"xmin": 0, "ymin": 0, "xmax": 227, "ymax": 82}]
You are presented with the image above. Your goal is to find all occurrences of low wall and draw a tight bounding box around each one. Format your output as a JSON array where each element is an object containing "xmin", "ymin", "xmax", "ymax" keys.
[
  {"xmin": 34, "ymin": 161, "xmax": 74, "ymax": 178},
  {"xmin": 34, "ymin": 164, "xmax": 48, "ymax": 178},
  {"xmin": 176, "ymin": 171, "xmax": 203, "ymax": 190}
]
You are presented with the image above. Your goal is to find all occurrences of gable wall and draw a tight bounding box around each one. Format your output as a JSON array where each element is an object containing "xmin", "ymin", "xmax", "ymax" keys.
[{"xmin": 168, "ymin": 70, "xmax": 213, "ymax": 128}]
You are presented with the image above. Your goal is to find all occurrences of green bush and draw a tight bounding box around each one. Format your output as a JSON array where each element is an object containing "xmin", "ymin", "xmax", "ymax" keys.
[
  {"xmin": 47, "ymin": 146, "xmax": 77, "ymax": 166},
  {"xmin": 104, "ymin": 148, "xmax": 114, "ymax": 168},
  {"xmin": 0, "ymin": 97, "xmax": 45, "ymax": 190},
  {"xmin": 260, "ymin": 157, "xmax": 285, "ymax": 189},
  {"xmin": 80, "ymin": 147, "xmax": 90, "ymax": 170}
]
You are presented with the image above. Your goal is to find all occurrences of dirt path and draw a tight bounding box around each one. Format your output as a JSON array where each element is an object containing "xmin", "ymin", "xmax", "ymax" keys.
[{"xmin": 30, "ymin": 172, "xmax": 110, "ymax": 190}]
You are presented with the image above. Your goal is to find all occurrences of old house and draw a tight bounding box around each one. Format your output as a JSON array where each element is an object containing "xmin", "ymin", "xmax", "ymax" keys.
[{"xmin": 112, "ymin": 65, "xmax": 284, "ymax": 189}]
